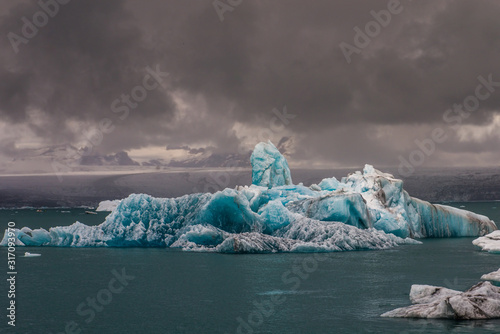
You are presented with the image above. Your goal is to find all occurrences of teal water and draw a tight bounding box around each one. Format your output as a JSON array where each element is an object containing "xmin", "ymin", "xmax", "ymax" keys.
[
  {"xmin": 1, "ymin": 203, "xmax": 499, "ymax": 333},
  {"xmin": 0, "ymin": 208, "xmax": 109, "ymax": 230}
]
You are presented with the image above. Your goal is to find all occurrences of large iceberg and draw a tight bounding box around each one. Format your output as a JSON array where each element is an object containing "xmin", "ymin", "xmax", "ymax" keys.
[
  {"xmin": 381, "ymin": 282, "xmax": 500, "ymax": 319},
  {"xmin": 0, "ymin": 191, "xmax": 419, "ymax": 252},
  {"xmin": 0, "ymin": 142, "xmax": 497, "ymax": 253}
]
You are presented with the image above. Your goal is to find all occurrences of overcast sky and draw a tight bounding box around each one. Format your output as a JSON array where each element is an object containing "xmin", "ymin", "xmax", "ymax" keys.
[{"xmin": 1, "ymin": 0, "xmax": 500, "ymax": 170}]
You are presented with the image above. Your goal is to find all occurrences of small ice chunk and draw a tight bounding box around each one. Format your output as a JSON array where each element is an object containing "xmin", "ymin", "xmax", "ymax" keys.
[
  {"xmin": 473, "ymin": 230, "xmax": 500, "ymax": 253},
  {"xmin": 96, "ymin": 199, "xmax": 122, "ymax": 212},
  {"xmin": 382, "ymin": 282, "xmax": 500, "ymax": 319},
  {"xmin": 409, "ymin": 285, "xmax": 461, "ymax": 304},
  {"xmin": 482, "ymin": 268, "xmax": 500, "ymax": 283}
]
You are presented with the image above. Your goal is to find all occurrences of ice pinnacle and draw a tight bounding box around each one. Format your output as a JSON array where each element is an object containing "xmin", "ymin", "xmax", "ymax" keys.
[{"xmin": 251, "ymin": 141, "xmax": 292, "ymax": 188}]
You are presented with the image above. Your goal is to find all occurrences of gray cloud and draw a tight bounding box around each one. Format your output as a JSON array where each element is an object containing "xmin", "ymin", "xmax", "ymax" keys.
[
  {"xmin": 0, "ymin": 0, "xmax": 175, "ymax": 150},
  {"xmin": 166, "ymin": 145, "xmax": 209, "ymax": 154},
  {"xmin": 1, "ymin": 0, "xmax": 500, "ymax": 167}
]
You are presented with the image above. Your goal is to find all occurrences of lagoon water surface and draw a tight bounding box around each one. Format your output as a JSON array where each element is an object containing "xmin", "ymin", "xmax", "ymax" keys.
[{"xmin": 1, "ymin": 203, "xmax": 499, "ymax": 333}]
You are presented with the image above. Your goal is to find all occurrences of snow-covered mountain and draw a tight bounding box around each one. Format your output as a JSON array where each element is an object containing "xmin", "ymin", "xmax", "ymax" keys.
[
  {"xmin": 166, "ymin": 152, "xmax": 251, "ymax": 168},
  {"xmin": 140, "ymin": 137, "xmax": 293, "ymax": 169},
  {"xmin": 80, "ymin": 151, "xmax": 139, "ymax": 166},
  {"xmin": 0, "ymin": 145, "xmax": 140, "ymax": 174},
  {"xmin": 0, "ymin": 143, "xmax": 253, "ymax": 174}
]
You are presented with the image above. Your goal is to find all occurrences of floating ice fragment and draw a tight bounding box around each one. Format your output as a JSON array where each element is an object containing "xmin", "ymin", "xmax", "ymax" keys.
[
  {"xmin": 473, "ymin": 230, "xmax": 500, "ymax": 253},
  {"xmin": 382, "ymin": 282, "xmax": 500, "ymax": 319},
  {"xmin": 482, "ymin": 269, "xmax": 500, "ymax": 283}
]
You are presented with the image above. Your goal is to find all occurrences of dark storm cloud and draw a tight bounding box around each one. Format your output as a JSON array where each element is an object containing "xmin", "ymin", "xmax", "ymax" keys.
[
  {"xmin": 148, "ymin": 0, "xmax": 500, "ymax": 129},
  {"xmin": 0, "ymin": 0, "xmax": 174, "ymax": 148},
  {"xmin": 1, "ymin": 0, "xmax": 500, "ymax": 165}
]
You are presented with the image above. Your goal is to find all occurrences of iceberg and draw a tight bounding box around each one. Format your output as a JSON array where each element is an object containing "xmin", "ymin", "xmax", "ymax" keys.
[
  {"xmin": 251, "ymin": 140, "xmax": 292, "ymax": 188},
  {"xmin": 0, "ymin": 141, "xmax": 497, "ymax": 253},
  {"xmin": 482, "ymin": 269, "xmax": 500, "ymax": 283},
  {"xmin": 473, "ymin": 230, "xmax": 500, "ymax": 253},
  {"xmin": 0, "ymin": 192, "xmax": 419, "ymax": 251},
  {"xmin": 381, "ymin": 282, "xmax": 500, "ymax": 319}
]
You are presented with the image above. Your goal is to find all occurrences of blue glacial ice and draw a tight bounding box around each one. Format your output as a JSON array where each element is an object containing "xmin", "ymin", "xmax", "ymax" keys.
[
  {"xmin": 1, "ymin": 142, "xmax": 497, "ymax": 253},
  {"xmin": 251, "ymin": 140, "xmax": 292, "ymax": 187}
]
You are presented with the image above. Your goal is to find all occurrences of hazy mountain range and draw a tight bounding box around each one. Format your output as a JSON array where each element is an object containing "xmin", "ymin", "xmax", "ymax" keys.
[{"xmin": 0, "ymin": 145, "xmax": 254, "ymax": 174}]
